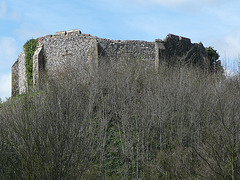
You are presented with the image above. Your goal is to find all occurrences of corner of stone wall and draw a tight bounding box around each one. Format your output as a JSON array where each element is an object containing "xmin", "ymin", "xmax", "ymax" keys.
[
  {"xmin": 11, "ymin": 60, "xmax": 19, "ymax": 97},
  {"xmin": 154, "ymin": 39, "xmax": 166, "ymax": 72},
  {"xmin": 18, "ymin": 50, "xmax": 27, "ymax": 94},
  {"xmin": 33, "ymin": 44, "xmax": 44, "ymax": 87}
]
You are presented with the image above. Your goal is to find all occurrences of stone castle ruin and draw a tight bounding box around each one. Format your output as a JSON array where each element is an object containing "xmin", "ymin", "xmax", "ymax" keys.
[{"xmin": 11, "ymin": 29, "xmax": 209, "ymax": 97}]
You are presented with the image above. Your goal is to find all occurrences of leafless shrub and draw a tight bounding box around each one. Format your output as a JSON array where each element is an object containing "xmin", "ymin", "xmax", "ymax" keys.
[{"xmin": 0, "ymin": 59, "xmax": 239, "ymax": 179}]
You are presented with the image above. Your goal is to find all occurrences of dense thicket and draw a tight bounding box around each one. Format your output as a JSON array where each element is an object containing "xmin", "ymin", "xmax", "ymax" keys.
[{"xmin": 1, "ymin": 61, "xmax": 240, "ymax": 179}]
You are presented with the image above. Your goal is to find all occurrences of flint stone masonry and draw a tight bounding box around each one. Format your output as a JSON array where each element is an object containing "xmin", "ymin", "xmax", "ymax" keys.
[
  {"xmin": 54, "ymin": 31, "xmax": 67, "ymax": 36},
  {"xmin": 18, "ymin": 51, "xmax": 27, "ymax": 94},
  {"xmin": 11, "ymin": 61, "xmax": 19, "ymax": 96},
  {"xmin": 68, "ymin": 29, "xmax": 81, "ymax": 35},
  {"xmin": 11, "ymin": 29, "xmax": 209, "ymax": 96},
  {"xmin": 33, "ymin": 44, "xmax": 44, "ymax": 86},
  {"xmin": 97, "ymin": 38, "xmax": 155, "ymax": 63},
  {"xmin": 162, "ymin": 34, "xmax": 207, "ymax": 66},
  {"xmin": 40, "ymin": 33, "xmax": 98, "ymax": 79}
]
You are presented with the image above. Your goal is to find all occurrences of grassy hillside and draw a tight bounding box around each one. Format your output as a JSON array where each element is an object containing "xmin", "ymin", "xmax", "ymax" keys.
[{"xmin": 1, "ymin": 61, "xmax": 240, "ymax": 179}]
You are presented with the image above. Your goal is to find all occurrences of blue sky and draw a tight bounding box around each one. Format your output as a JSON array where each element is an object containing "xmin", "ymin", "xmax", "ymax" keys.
[{"xmin": 0, "ymin": 0, "xmax": 240, "ymax": 100}]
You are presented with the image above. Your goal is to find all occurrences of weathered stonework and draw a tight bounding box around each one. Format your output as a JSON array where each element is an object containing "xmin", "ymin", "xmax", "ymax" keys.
[
  {"xmin": 154, "ymin": 39, "xmax": 166, "ymax": 71},
  {"xmin": 97, "ymin": 39, "xmax": 155, "ymax": 63},
  {"xmin": 54, "ymin": 31, "xmax": 67, "ymax": 36},
  {"xmin": 33, "ymin": 44, "xmax": 44, "ymax": 86},
  {"xmin": 40, "ymin": 33, "xmax": 98, "ymax": 79},
  {"xmin": 18, "ymin": 50, "xmax": 27, "ymax": 94},
  {"xmin": 162, "ymin": 34, "xmax": 207, "ymax": 67},
  {"xmin": 11, "ymin": 29, "xmax": 209, "ymax": 96},
  {"xmin": 89, "ymin": 38, "xmax": 98, "ymax": 76},
  {"xmin": 68, "ymin": 29, "xmax": 81, "ymax": 35},
  {"xmin": 11, "ymin": 60, "xmax": 19, "ymax": 96}
]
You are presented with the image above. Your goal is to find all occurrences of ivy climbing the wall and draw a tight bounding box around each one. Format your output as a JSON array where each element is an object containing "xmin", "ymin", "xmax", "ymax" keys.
[{"xmin": 24, "ymin": 39, "xmax": 38, "ymax": 87}]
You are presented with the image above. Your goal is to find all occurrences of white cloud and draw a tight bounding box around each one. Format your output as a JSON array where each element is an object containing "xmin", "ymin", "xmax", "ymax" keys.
[
  {"xmin": 0, "ymin": 0, "xmax": 6, "ymax": 18},
  {"xmin": 133, "ymin": 0, "xmax": 232, "ymax": 9},
  {"xmin": 0, "ymin": 0, "xmax": 21, "ymax": 20},
  {"xmin": 0, "ymin": 37, "xmax": 18, "ymax": 100},
  {"xmin": 0, "ymin": 73, "xmax": 11, "ymax": 100},
  {"xmin": 16, "ymin": 24, "xmax": 47, "ymax": 41},
  {"xmin": 225, "ymin": 36, "xmax": 240, "ymax": 56},
  {"xmin": 142, "ymin": 0, "xmax": 191, "ymax": 6},
  {"xmin": 0, "ymin": 37, "xmax": 18, "ymax": 70},
  {"xmin": 217, "ymin": 30, "xmax": 240, "ymax": 61},
  {"xmin": 210, "ymin": 29, "xmax": 240, "ymax": 72}
]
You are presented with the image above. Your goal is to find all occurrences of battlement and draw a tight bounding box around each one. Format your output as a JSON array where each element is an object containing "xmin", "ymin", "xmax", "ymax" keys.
[
  {"xmin": 54, "ymin": 31, "xmax": 67, "ymax": 36},
  {"xmin": 52, "ymin": 29, "xmax": 87, "ymax": 37},
  {"xmin": 164, "ymin": 34, "xmax": 179, "ymax": 41},
  {"xmin": 179, "ymin": 36, "xmax": 191, "ymax": 43},
  {"xmin": 38, "ymin": 29, "xmax": 94, "ymax": 44},
  {"xmin": 68, "ymin": 29, "xmax": 81, "ymax": 35},
  {"xmin": 164, "ymin": 33, "xmax": 191, "ymax": 43}
]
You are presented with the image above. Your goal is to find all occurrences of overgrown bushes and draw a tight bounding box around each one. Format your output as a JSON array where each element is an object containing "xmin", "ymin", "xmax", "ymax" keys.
[
  {"xmin": 0, "ymin": 61, "xmax": 240, "ymax": 179},
  {"xmin": 206, "ymin": 46, "xmax": 222, "ymax": 72},
  {"xmin": 24, "ymin": 39, "xmax": 38, "ymax": 87}
]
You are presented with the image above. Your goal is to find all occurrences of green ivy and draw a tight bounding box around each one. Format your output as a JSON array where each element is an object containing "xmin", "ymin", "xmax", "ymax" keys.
[{"xmin": 24, "ymin": 39, "xmax": 38, "ymax": 87}]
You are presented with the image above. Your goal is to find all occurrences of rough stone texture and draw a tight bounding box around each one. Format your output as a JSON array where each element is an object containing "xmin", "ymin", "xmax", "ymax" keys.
[
  {"xmin": 11, "ymin": 60, "xmax": 19, "ymax": 96},
  {"xmin": 154, "ymin": 39, "xmax": 166, "ymax": 71},
  {"xmin": 33, "ymin": 44, "xmax": 44, "ymax": 86},
  {"xmin": 11, "ymin": 29, "xmax": 209, "ymax": 96},
  {"xmin": 97, "ymin": 39, "xmax": 155, "ymax": 64},
  {"xmin": 68, "ymin": 29, "xmax": 81, "ymax": 35},
  {"xmin": 40, "ymin": 33, "xmax": 98, "ymax": 78},
  {"xmin": 89, "ymin": 38, "xmax": 98, "ymax": 76},
  {"xmin": 18, "ymin": 51, "xmax": 27, "ymax": 94},
  {"xmin": 162, "ymin": 34, "xmax": 207, "ymax": 67},
  {"xmin": 54, "ymin": 31, "xmax": 67, "ymax": 36}
]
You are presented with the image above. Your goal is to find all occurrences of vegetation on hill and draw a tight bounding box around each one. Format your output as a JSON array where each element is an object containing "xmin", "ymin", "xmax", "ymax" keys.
[
  {"xmin": 0, "ymin": 60, "xmax": 239, "ymax": 179},
  {"xmin": 206, "ymin": 46, "xmax": 222, "ymax": 72}
]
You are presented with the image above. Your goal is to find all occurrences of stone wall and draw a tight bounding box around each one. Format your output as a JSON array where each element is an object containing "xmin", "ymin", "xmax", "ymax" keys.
[
  {"xmin": 18, "ymin": 51, "xmax": 27, "ymax": 94},
  {"xmin": 33, "ymin": 44, "xmax": 44, "ymax": 86},
  {"xmin": 161, "ymin": 34, "xmax": 207, "ymax": 67},
  {"xmin": 36, "ymin": 31, "xmax": 157, "ymax": 84},
  {"xmin": 11, "ymin": 60, "xmax": 19, "ymax": 96},
  {"xmin": 11, "ymin": 49, "xmax": 27, "ymax": 96},
  {"xmin": 97, "ymin": 38, "xmax": 155, "ymax": 65},
  {"xmin": 39, "ymin": 30, "xmax": 98, "ymax": 78},
  {"xmin": 12, "ymin": 29, "xmax": 209, "ymax": 97}
]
